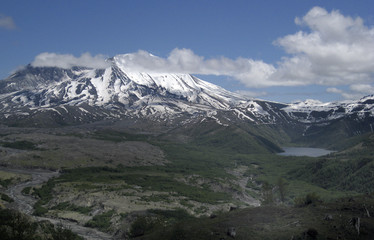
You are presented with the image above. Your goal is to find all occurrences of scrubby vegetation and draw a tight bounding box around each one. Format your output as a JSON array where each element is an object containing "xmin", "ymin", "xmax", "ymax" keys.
[
  {"xmin": 0, "ymin": 192, "xmax": 14, "ymax": 203},
  {"xmin": 21, "ymin": 186, "xmax": 32, "ymax": 195},
  {"xmin": 294, "ymin": 192, "xmax": 322, "ymax": 207},
  {"xmin": 91, "ymin": 129, "xmax": 148, "ymax": 142},
  {"xmin": 32, "ymin": 180, "xmax": 56, "ymax": 216},
  {"xmin": 84, "ymin": 210, "xmax": 115, "ymax": 232},
  {"xmin": 57, "ymin": 166, "xmax": 231, "ymax": 204},
  {"xmin": 128, "ymin": 209, "xmax": 192, "ymax": 238},
  {"xmin": 132, "ymin": 194, "xmax": 374, "ymax": 240},
  {"xmin": 1, "ymin": 127, "xmax": 374, "ymax": 239},
  {"xmin": 51, "ymin": 202, "xmax": 92, "ymax": 214},
  {"xmin": 291, "ymin": 157, "xmax": 374, "ymax": 193},
  {"xmin": 1, "ymin": 140, "xmax": 39, "ymax": 150},
  {"xmin": 24, "ymin": 129, "xmax": 374, "ymax": 239},
  {"xmin": 0, "ymin": 178, "xmax": 13, "ymax": 188},
  {"xmin": 0, "ymin": 208, "xmax": 83, "ymax": 240}
]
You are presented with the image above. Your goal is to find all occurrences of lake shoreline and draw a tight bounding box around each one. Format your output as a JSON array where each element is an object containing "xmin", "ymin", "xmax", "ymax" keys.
[{"xmin": 278, "ymin": 147, "xmax": 335, "ymax": 157}]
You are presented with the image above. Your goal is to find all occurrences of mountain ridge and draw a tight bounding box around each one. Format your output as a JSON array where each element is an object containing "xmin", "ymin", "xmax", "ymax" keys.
[
  {"xmin": 0, "ymin": 61, "xmax": 288, "ymax": 126},
  {"xmin": 0, "ymin": 59, "xmax": 373, "ymax": 145}
]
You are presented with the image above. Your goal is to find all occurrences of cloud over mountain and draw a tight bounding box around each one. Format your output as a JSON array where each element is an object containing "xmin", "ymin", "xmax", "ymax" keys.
[
  {"xmin": 31, "ymin": 52, "xmax": 110, "ymax": 69},
  {"xmin": 29, "ymin": 7, "xmax": 374, "ymax": 99},
  {"xmin": 31, "ymin": 49, "xmax": 277, "ymax": 87},
  {"xmin": 328, "ymin": 84, "xmax": 374, "ymax": 100},
  {"xmin": 114, "ymin": 48, "xmax": 276, "ymax": 87}
]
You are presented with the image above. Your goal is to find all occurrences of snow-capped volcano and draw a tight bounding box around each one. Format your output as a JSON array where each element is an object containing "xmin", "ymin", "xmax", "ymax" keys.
[
  {"xmin": 113, "ymin": 56, "xmax": 242, "ymax": 106},
  {"xmin": 0, "ymin": 56, "xmax": 283, "ymax": 126},
  {"xmin": 0, "ymin": 55, "xmax": 373, "ymax": 133}
]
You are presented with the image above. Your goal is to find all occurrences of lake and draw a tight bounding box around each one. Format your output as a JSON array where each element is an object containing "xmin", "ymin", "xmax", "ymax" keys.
[{"xmin": 278, "ymin": 147, "xmax": 335, "ymax": 157}]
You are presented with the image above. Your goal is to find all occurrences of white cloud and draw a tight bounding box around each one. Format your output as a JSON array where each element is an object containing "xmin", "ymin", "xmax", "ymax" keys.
[
  {"xmin": 31, "ymin": 52, "xmax": 110, "ymax": 69},
  {"xmin": 326, "ymin": 87, "xmax": 343, "ymax": 94},
  {"xmin": 113, "ymin": 7, "xmax": 374, "ymax": 89},
  {"xmin": 0, "ymin": 14, "xmax": 16, "ymax": 30},
  {"xmin": 327, "ymin": 84, "xmax": 374, "ymax": 100},
  {"xmin": 28, "ymin": 7, "xmax": 374, "ymax": 93},
  {"xmin": 273, "ymin": 7, "xmax": 374, "ymax": 86},
  {"xmin": 350, "ymin": 84, "xmax": 374, "ymax": 94},
  {"xmin": 114, "ymin": 48, "xmax": 276, "ymax": 87},
  {"xmin": 235, "ymin": 90, "xmax": 267, "ymax": 99}
]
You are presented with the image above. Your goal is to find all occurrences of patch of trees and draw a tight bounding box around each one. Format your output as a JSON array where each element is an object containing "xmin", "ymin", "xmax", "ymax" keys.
[
  {"xmin": 0, "ymin": 208, "xmax": 83, "ymax": 240},
  {"xmin": 290, "ymin": 157, "xmax": 374, "ymax": 193}
]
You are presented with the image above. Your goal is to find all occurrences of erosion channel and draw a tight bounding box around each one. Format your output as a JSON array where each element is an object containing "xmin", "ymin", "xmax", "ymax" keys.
[{"xmin": 2, "ymin": 167, "xmax": 113, "ymax": 240}]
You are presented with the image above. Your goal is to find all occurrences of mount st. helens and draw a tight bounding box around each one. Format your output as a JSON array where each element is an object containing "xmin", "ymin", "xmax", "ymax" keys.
[
  {"xmin": 0, "ymin": 54, "xmax": 373, "ymax": 144},
  {"xmin": 0, "ymin": 56, "xmax": 284, "ymax": 126},
  {"xmin": 1, "ymin": 55, "xmax": 374, "ymax": 240}
]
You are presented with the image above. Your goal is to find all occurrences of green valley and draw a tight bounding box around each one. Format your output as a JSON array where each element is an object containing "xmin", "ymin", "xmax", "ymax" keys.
[{"xmin": 1, "ymin": 121, "xmax": 374, "ymax": 239}]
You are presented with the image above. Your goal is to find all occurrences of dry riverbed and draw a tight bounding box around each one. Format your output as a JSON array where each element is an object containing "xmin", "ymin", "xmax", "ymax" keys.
[{"xmin": 0, "ymin": 167, "xmax": 113, "ymax": 240}]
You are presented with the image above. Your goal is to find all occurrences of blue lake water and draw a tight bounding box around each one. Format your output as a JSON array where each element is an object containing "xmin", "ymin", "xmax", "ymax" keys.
[{"xmin": 278, "ymin": 147, "xmax": 335, "ymax": 157}]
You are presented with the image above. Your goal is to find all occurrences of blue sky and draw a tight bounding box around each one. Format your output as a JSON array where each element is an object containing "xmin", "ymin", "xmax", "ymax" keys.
[{"xmin": 1, "ymin": 0, "xmax": 374, "ymax": 103}]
